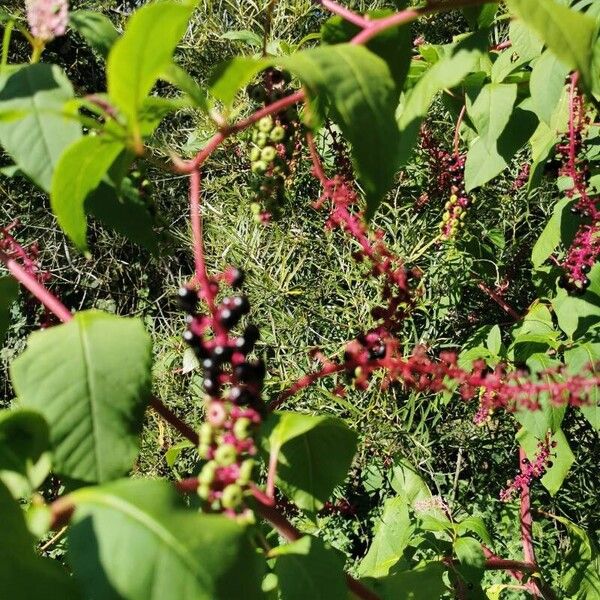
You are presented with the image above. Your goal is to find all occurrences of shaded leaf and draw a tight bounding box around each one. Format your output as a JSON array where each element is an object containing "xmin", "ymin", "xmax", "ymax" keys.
[
  {"xmin": 0, "ymin": 276, "xmax": 18, "ymax": 344},
  {"xmin": 69, "ymin": 10, "xmax": 119, "ymax": 59},
  {"xmin": 11, "ymin": 310, "xmax": 152, "ymax": 483}
]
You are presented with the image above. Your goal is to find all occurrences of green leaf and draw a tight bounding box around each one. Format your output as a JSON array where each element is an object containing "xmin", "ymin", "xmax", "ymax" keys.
[
  {"xmin": 529, "ymin": 51, "xmax": 569, "ymax": 126},
  {"xmin": 531, "ymin": 197, "xmax": 579, "ymax": 268},
  {"xmin": 209, "ymin": 56, "xmax": 270, "ymax": 106},
  {"xmin": 220, "ymin": 30, "xmax": 263, "ymax": 49},
  {"xmin": 51, "ymin": 135, "xmax": 124, "ymax": 252},
  {"xmin": 455, "ymin": 517, "xmax": 493, "ymax": 547},
  {"xmin": 0, "ymin": 275, "xmax": 18, "ymax": 344},
  {"xmin": 107, "ymin": 0, "xmax": 197, "ymax": 127},
  {"xmin": 454, "ymin": 536, "xmax": 486, "ymax": 585},
  {"xmin": 398, "ymin": 30, "xmax": 487, "ymax": 165},
  {"xmin": 11, "ymin": 310, "xmax": 152, "ymax": 483},
  {"xmin": 389, "ymin": 458, "xmax": 432, "ymax": 508},
  {"xmin": 0, "ymin": 480, "xmax": 80, "ymax": 599},
  {"xmin": 262, "ymin": 411, "xmax": 357, "ymax": 512},
  {"xmin": 551, "ymin": 515, "xmax": 600, "ymax": 600},
  {"xmin": 321, "ymin": 10, "xmax": 412, "ymax": 90},
  {"xmin": 564, "ymin": 343, "xmax": 600, "ymax": 429},
  {"xmin": 509, "ymin": 21, "xmax": 543, "ymax": 61},
  {"xmin": 271, "ymin": 536, "xmax": 346, "ymax": 600},
  {"xmin": 368, "ymin": 562, "xmax": 448, "ymax": 600},
  {"xmin": 69, "ymin": 10, "xmax": 119, "ymax": 59},
  {"xmin": 517, "ymin": 427, "xmax": 575, "ymax": 495},
  {"xmin": 280, "ymin": 44, "xmax": 400, "ymax": 218},
  {"xmin": 163, "ymin": 63, "xmax": 208, "ymax": 110},
  {"xmin": 0, "ymin": 64, "xmax": 81, "ymax": 192},
  {"xmin": 68, "ymin": 479, "xmax": 264, "ymax": 600},
  {"xmin": 552, "ymin": 263, "xmax": 600, "ymax": 339},
  {"xmin": 467, "ymin": 82, "xmax": 517, "ymax": 145},
  {"xmin": 505, "ymin": 0, "xmax": 597, "ymax": 91},
  {"xmin": 357, "ymin": 496, "xmax": 413, "ymax": 578},
  {"xmin": 463, "ymin": 4, "xmax": 499, "ymax": 30},
  {"xmin": 85, "ymin": 179, "xmax": 158, "ymax": 253},
  {"xmin": 465, "ymin": 102, "xmax": 538, "ymax": 191},
  {"xmin": 0, "ymin": 409, "xmax": 50, "ymax": 498}
]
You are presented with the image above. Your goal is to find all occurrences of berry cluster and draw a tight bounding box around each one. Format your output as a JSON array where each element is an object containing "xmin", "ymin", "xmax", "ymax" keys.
[
  {"xmin": 178, "ymin": 267, "xmax": 264, "ymax": 521},
  {"xmin": 0, "ymin": 221, "xmax": 50, "ymax": 285},
  {"xmin": 246, "ymin": 69, "xmax": 301, "ymax": 220},
  {"xmin": 500, "ymin": 437, "xmax": 557, "ymax": 502},
  {"xmin": 556, "ymin": 80, "xmax": 599, "ymax": 293},
  {"xmin": 440, "ymin": 191, "xmax": 470, "ymax": 240}
]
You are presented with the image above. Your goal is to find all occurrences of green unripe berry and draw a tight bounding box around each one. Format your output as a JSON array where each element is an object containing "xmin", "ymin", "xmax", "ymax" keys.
[
  {"xmin": 197, "ymin": 483, "xmax": 210, "ymax": 500},
  {"xmin": 249, "ymin": 146, "xmax": 261, "ymax": 162},
  {"xmin": 270, "ymin": 126, "xmax": 286, "ymax": 142},
  {"xmin": 198, "ymin": 443, "xmax": 211, "ymax": 459},
  {"xmin": 221, "ymin": 484, "xmax": 243, "ymax": 509},
  {"xmin": 199, "ymin": 423, "xmax": 213, "ymax": 445},
  {"xmin": 250, "ymin": 202, "xmax": 262, "ymax": 215},
  {"xmin": 238, "ymin": 459, "xmax": 255, "ymax": 485},
  {"xmin": 199, "ymin": 460, "xmax": 217, "ymax": 485},
  {"xmin": 459, "ymin": 211, "xmax": 467, "ymax": 220},
  {"xmin": 261, "ymin": 146, "xmax": 277, "ymax": 162},
  {"xmin": 442, "ymin": 212, "xmax": 450, "ymax": 222},
  {"xmin": 233, "ymin": 417, "xmax": 252, "ymax": 440},
  {"xmin": 215, "ymin": 443, "xmax": 237, "ymax": 466},
  {"xmin": 256, "ymin": 132, "xmax": 269, "ymax": 148},
  {"xmin": 444, "ymin": 201, "xmax": 452, "ymax": 210},
  {"xmin": 251, "ymin": 160, "xmax": 268, "ymax": 174},
  {"xmin": 453, "ymin": 206, "xmax": 463, "ymax": 216},
  {"xmin": 236, "ymin": 510, "xmax": 256, "ymax": 526},
  {"xmin": 258, "ymin": 116, "xmax": 274, "ymax": 133}
]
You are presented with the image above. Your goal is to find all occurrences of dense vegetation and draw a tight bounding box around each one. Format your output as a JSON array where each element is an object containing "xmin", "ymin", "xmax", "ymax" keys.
[{"xmin": 0, "ymin": 0, "xmax": 599, "ymax": 598}]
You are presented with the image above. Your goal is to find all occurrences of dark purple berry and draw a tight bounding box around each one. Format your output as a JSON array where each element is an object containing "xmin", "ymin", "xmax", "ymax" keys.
[
  {"xmin": 230, "ymin": 268, "xmax": 245, "ymax": 289},
  {"xmin": 219, "ymin": 307, "xmax": 241, "ymax": 329},
  {"xmin": 369, "ymin": 345, "xmax": 386, "ymax": 360},
  {"xmin": 178, "ymin": 287, "xmax": 197, "ymax": 313},
  {"xmin": 183, "ymin": 329, "xmax": 201, "ymax": 348},
  {"xmin": 212, "ymin": 345, "xmax": 233, "ymax": 363},
  {"xmin": 228, "ymin": 386, "xmax": 256, "ymax": 405},
  {"xmin": 203, "ymin": 377, "xmax": 220, "ymax": 395},
  {"xmin": 235, "ymin": 324, "xmax": 260, "ymax": 353},
  {"xmin": 231, "ymin": 295, "xmax": 250, "ymax": 315}
]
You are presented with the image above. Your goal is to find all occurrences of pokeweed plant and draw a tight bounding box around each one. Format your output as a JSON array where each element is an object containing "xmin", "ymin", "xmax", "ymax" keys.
[{"xmin": 0, "ymin": 1, "xmax": 599, "ymax": 599}]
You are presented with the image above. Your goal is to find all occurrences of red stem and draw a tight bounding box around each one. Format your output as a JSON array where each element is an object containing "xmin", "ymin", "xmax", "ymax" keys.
[
  {"xmin": 266, "ymin": 446, "xmax": 279, "ymax": 498},
  {"xmin": 306, "ymin": 130, "xmax": 327, "ymax": 185},
  {"xmin": 519, "ymin": 448, "xmax": 536, "ymax": 566},
  {"xmin": 453, "ymin": 104, "xmax": 466, "ymax": 157},
  {"xmin": 477, "ymin": 282, "xmax": 520, "ymax": 320},
  {"xmin": 0, "ymin": 248, "xmax": 72, "ymax": 323},
  {"xmin": 149, "ymin": 396, "xmax": 199, "ymax": 446}
]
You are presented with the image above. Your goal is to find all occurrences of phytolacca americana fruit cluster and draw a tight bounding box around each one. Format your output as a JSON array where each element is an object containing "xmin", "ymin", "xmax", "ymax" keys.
[
  {"xmin": 177, "ymin": 268, "xmax": 265, "ymax": 521},
  {"xmin": 438, "ymin": 155, "xmax": 472, "ymax": 240},
  {"xmin": 246, "ymin": 69, "xmax": 301, "ymax": 221}
]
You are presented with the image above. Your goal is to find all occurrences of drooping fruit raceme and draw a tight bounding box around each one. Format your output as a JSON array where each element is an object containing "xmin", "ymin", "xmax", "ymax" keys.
[
  {"xmin": 26, "ymin": 0, "xmax": 69, "ymax": 41},
  {"xmin": 178, "ymin": 267, "xmax": 264, "ymax": 522},
  {"xmin": 246, "ymin": 69, "xmax": 301, "ymax": 221}
]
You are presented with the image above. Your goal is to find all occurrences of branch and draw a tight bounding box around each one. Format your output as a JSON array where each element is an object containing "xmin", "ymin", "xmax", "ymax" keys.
[
  {"xmin": 0, "ymin": 248, "xmax": 72, "ymax": 323},
  {"xmin": 149, "ymin": 396, "xmax": 199, "ymax": 446},
  {"xmin": 477, "ymin": 282, "xmax": 520, "ymax": 321},
  {"xmin": 320, "ymin": 0, "xmax": 371, "ymax": 28}
]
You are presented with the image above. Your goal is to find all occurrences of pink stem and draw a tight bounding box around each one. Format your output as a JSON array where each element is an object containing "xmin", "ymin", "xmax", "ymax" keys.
[
  {"xmin": 492, "ymin": 40, "xmax": 512, "ymax": 51},
  {"xmin": 306, "ymin": 130, "xmax": 328, "ymax": 185},
  {"xmin": 477, "ymin": 282, "xmax": 520, "ymax": 320},
  {"xmin": 150, "ymin": 396, "xmax": 199, "ymax": 446},
  {"xmin": 270, "ymin": 363, "xmax": 344, "ymax": 409},
  {"xmin": 0, "ymin": 249, "xmax": 72, "ymax": 323},
  {"xmin": 320, "ymin": 0, "xmax": 371, "ymax": 28}
]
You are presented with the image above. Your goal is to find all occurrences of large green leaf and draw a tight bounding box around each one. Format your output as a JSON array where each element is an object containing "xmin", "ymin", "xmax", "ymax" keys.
[
  {"xmin": 366, "ymin": 562, "xmax": 448, "ymax": 600},
  {"xmin": 0, "ymin": 64, "xmax": 81, "ymax": 192},
  {"xmin": 552, "ymin": 263, "xmax": 600, "ymax": 339},
  {"xmin": 209, "ymin": 56, "xmax": 270, "ymax": 106},
  {"xmin": 466, "ymin": 83, "xmax": 517, "ymax": 144},
  {"xmin": 11, "ymin": 310, "xmax": 152, "ymax": 483},
  {"xmin": 517, "ymin": 427, "xmax": 575, "ymax": 496},
  {"xmin": 552, "ymin": 515, "xmax": 600, "ymax": 600},
  {"xmin": 389, "ymin": 458, "xmax": 432, "ymax": 508},
  {"xmin": 0, "ymin": 480, "xmax": 80, "ymax": 599},
  {"xmin": 531, "ymin": 197, "xmax": 579, "ymax": 268},
  {"xmin": 261, "ymin": 411, "xmax": 357, "ymax": 512},
  {"xmin": 0, "ymin": 409, "xmax": 50, "ymax": 498},
  {"xmin": 397, "ymin": 30, "xmax": 487, "ymax": 164},
  {"xmin": 564, "ymin": 343, "xmax": 600, "ymax": 429},
  {"xmin": 271, "ymin": 536, "xmax": 346, "ymax": 600},
  {"xmin": 107, "ymin": 0, "xmax": 197, "ymax": 127},
  {"xmin": 0, "ymin": 275, "xmax": 18, "ymax": 344},
  {"xmin": 529, "ymin": 51, "xmax": 569, "ymax": 126},
  {"xmin": 465, "ymin": 101, "xmax": 538, "ymax": 191},
  {"xmin": 85, "ymin": 179, "xmax": 158, "ymax": 254},
  {"xmin": 454, "ymin": 536, "xmax": 486, "ymax": 587},
  {"xmin": 357, "ymin": 496, "xmax": 413, "ymax": 578},
  {"xmin": 67, "ymin": 479, "xmax": 264, "ymax": 600},
  {"xmin": 69, "ymin": 10, "xmax": 119, "ymax": 59},
  {"xmin": 51, "ymin": 135, "xmax": 125, "ymax": 252},
  {"xmin": 280, "ymin": 44, "xmax": 400, "ymax": 218},
  {"xmin": 321, "ymin": 9, "xmax": 412, "ymax": 90},
  {"xmin": 505, "ymin": 0, "xmax": 597, "ymax": 91}
]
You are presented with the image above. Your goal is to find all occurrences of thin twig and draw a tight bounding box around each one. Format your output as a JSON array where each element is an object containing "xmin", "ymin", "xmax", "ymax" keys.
[{"xmin": 149, "ymin": 396, "xmax": 199, "ymax": 446}]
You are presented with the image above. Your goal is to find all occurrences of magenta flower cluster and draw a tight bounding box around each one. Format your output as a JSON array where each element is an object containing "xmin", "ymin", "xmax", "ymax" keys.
[{"xmin": 26, "ymin": 0, "xmax": 69, "ymax": 41}]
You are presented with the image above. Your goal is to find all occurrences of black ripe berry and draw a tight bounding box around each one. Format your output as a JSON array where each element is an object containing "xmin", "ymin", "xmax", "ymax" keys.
[
  {"xmin": 178, "ymin": 286, "xmax": 197, "ymax": 313},
  {"xmin": 219, "ymin": 307, "xmax": 241, "ymax": 329},
  {"xmin": 229, "ymin": 386, "xmax": 255, "ymax": 406},
  {"xmin": 230, "ymin": 268, "xmax": 245, "ymax": 288},
  {"xmin": 183, "ymin": 329, "xmax": 200, "ymax": 348},
  {"xmin": 212, "ymin": 345, "xmax": 233, "ymax": 364},
  {"xmin": 235, "ymin": 359, "xmax": 266, "ymax": 384},
  {"xmin": 203, "ymin": 377, "xmax": 220, "ymax": 396},
  {"xmin": 369, "ymin": 345, "xmax": 386, "ymax": 360},
  {"xmin": 547, "ymin": 461, "xmax": 554, "ymax": 469},
  {"xmin": 232, "ymin": 295, "xmax": 250, "ymax": 315},
  {"xmin": 521, "ymin": 457, "xmax": 529, "ymax": 465},
  {"xmin": 235, "ymin": 324, "xmax": 260, "ymax": 353}
]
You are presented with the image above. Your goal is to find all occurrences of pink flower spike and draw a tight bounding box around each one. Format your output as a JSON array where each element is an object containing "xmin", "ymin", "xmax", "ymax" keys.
[{"xmin": 26, "ymin": 0, "xmax": 69, "ymax": 41}]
